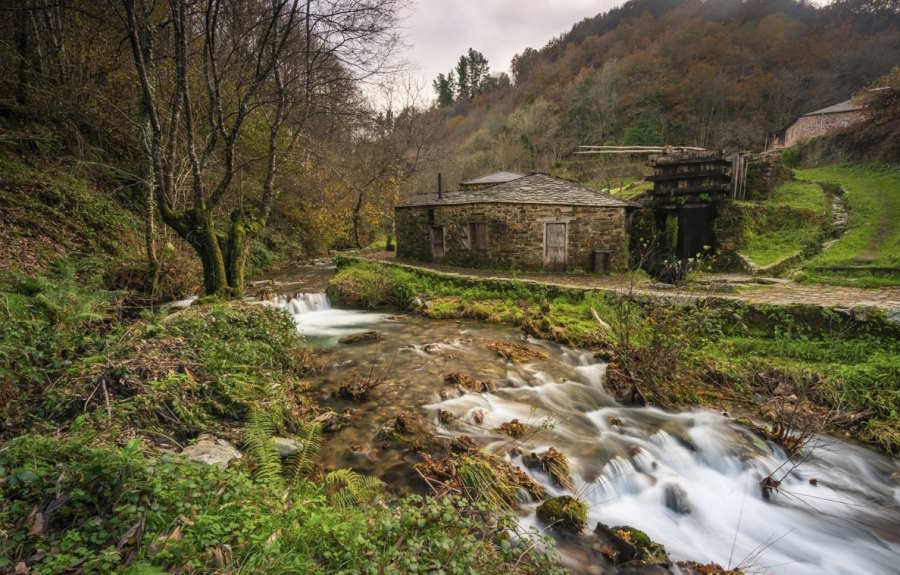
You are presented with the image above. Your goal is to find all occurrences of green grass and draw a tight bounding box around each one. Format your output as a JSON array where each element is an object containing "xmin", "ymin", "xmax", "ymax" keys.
[
  {"xmin": 795, "ymin": 164, "xmax": 900, "ymax": 284},
  {"xmin": 733, "ymin": 179, "xmax": 828, "ymax": 269},
  {"xmin": 739, "ymin": 224, "xmax": 818, "ymax": 268},
  {"xmin": 770, "ymin": 180, "xmax": 829, "ymax": 213},
  {"xmin": 602, "ymin": 179, "xmax": 653, "ymax": 200}
]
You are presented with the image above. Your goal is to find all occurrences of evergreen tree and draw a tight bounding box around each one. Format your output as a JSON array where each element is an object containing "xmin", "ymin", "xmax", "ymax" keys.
[
  {"xmin": 455, "ymin": 56, "xmax": 470, "ymax": 101},
  {"xmin": 466, "ymin": 48, "xmax": 489, "ymax": 97},
  {"xmin": 432, "ymin": 72, "xmax": 456, "ymax": 107}
]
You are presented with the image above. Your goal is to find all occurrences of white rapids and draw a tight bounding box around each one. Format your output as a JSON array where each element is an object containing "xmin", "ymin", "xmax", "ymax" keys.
[
  {"xmin": 277, "ymin": 292, "xmax": 387, "ymax": 343},
  {"xmin": 424, "ymin": 348, "xmax": 900, "ymax": 575}
]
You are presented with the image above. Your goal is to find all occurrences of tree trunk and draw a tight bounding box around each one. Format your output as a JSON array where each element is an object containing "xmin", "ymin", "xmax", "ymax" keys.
[
  {"xmin": 191, "ymin": 210, "xmax": 229, "ymax": 296},
  {"xmin": 352, "ymin": 190, "xmax": 364, "ymax": 248},
  {"xmin": 137, "ymin": 17, "xmax": 160, "ymax": 295},
  {"xmin": 15, "ymin": 5, "xmax": 29, "ymax": 105},
  {"xmin": 223, "ymin": 211, "xmax": 249, "ymax": 298}
]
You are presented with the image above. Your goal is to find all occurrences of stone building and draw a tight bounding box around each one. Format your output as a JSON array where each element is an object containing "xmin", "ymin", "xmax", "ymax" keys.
[
  {"xmin": 771, "ymin": 98, "xmax": 867, "ymax": 149},
  {"xmin": 395, "ymin": 172, "xmax": 630, "ymax": 272}
]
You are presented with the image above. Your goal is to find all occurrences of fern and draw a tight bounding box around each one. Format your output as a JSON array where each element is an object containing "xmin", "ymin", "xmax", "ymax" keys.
[
  {"xmin": 323, "ymin": 468, "xmax": 384, "ymax": 508},
  {"xmin": 242, "ymin": 411, "xmax": 283, "ymax": 488},
  {"xmin": 283, "ymin": 422, "xmax": 322, "ymax": 489}
]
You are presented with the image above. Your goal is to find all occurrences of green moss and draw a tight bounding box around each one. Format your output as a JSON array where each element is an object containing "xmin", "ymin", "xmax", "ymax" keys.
[{"xmin": 536, "ymin": 495, "xmax": 588, "ymax": 532}]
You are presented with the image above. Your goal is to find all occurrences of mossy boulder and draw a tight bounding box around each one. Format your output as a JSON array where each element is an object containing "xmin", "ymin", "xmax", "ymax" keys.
[
  {"xmin": 594, "ymin": 522, "xmax": 669, "ymax": 565},
  {"xmin": 338, "ymin": 330, "xmax": 380, "ymax": 344},
  {"xmin": 536, "ymin": 495, "xmax": 587, "ymax": 533}
]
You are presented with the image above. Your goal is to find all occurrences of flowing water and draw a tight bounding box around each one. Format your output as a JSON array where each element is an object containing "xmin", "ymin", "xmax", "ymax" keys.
[{"xmin": 269, "ymin": 270, "xmax": 900, "ymax": 575}]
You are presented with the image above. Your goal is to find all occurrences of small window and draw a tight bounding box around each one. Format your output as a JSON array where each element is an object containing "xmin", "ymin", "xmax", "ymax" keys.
[
  {"xmin": 427, "ymin": 208, "xmax": 436, "ymax": 224},
  {"xmin": 470, "ymin": 222, "xmax": 488, "ymax": 250}
]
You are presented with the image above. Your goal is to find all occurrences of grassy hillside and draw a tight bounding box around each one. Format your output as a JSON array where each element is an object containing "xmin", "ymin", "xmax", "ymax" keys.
[{"xmin": 795, "ymin": 164, "xmax": 900, "ymax": 286}]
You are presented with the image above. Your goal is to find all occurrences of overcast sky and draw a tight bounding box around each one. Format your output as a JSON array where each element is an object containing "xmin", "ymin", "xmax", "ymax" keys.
[{"xmin": 399, "ymin": 1, "xmax": 624, "ymax": 96}]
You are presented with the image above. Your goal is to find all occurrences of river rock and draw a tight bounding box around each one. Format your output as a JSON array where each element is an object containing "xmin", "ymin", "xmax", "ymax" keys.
[
  {"xmin": 663, "ymin": 483, "xmax": 691, "ymax": 514},
  {"xmin": 521, "ymin": 451, "xmax": 541, "ymax": 470},
  {"xmin": 314, "ymin": 410, "xmax": 349, "ymax": 433},
  {"xmin": 338, "ymin": 330, "xmax": 379, "ymax": 344},
  {"xmin": 181, "ymin": 435, "xmax": 242, "ymax": 468},
  {"xmin": 536, "ymin": 496, "xmax": 588, "ymax": 533},
  {"xmin": 444, "ymin": 372, "xmax": 493, "ymax": 393},
  {"xmin": 594, "ymin": 523, "xmax": 669, "ymax": 565},
  {"xmin": 438, "ymin": 409, "xmax": 457, "ymax": 425},
  {"xmin": 272, "ymin": 437, "xmax": 301, "ymax": 457}
]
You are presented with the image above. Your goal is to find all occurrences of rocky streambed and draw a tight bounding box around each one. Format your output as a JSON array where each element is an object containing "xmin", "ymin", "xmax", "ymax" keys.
[{"xmin": 259, "ymin": 264, "xmax": 900, "ymax": 575}]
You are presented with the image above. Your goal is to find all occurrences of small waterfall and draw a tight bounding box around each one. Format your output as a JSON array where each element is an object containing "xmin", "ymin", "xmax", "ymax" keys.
[
  {"xmin": 279, "ymin": 292, "xmax": 387, "ymax": 342},
  {"xmin": 284, "ymin": 292, "xmax": 330, "ymax": 314}
]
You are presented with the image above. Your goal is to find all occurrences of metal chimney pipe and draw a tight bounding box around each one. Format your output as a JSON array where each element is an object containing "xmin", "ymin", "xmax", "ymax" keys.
[{"xmin": 437, "ymin": 173, "xmax": 442, "ymax": 198}]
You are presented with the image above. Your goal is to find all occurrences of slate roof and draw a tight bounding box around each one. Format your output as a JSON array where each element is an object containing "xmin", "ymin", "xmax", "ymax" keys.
[
  {"xmin": 398, "ymin": 173, "xmax": 630, "ymax": 208},
  {"xmin": 460, "ymin": 171, "xmax": 525, "ymax": 186},
  {"xmin": 802, "ymin": 99, "xmax": 863, "ymax": 117}
]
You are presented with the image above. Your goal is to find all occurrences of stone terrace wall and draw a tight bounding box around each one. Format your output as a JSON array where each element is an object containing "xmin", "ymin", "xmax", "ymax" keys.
[{"xmin": 395, "ymin": 202, "xmax": 627, "ymax": 272}]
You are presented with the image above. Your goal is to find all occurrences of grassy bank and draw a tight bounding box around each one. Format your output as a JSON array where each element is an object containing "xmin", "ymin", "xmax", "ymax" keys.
[
  {"xmin": 0, "ymin": 267, "xmax": 560, "ymax": 575},
  {"xmin": 735, "ymin": 180, "xmax": 828, "ymax": 269},
  {"xmin": 329, "ymin": 259, "xmax": 900, "ymax": 452},
  {"xmin": 794, "ymin": 164, "xmax": 900, "ymax": 287}
]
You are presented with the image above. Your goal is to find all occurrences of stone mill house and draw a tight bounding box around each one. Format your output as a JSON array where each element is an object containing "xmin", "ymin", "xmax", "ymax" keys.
[{"xmin": 395, "ymin": 172, "xmax": 630, "ymax": 272}]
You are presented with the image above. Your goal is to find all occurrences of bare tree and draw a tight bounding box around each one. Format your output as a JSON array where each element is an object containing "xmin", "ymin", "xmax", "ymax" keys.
[{"xmin": 120, "ymin": 0, "xmax": 403, "ymax": 296}]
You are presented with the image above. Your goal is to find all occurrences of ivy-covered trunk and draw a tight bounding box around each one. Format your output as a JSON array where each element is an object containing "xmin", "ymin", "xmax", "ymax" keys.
[{"xmin": 223, "ymin": 211, "xmax": 250, "ymax": 298}]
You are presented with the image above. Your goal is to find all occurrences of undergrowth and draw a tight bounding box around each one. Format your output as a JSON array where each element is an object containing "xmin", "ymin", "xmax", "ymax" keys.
[
  {"xmin": 0, "ymin": 434, "xmax": 561, "ymax": 574},
  {"xmin": 1, "ymin": 264, "xmax": 562, "ymax": 574}
]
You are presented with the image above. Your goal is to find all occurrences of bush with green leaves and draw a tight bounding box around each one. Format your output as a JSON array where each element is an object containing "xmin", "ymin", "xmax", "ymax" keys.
[{"xmin": 0, "ymin": 434, "xmax": 563, "ymax": 575}]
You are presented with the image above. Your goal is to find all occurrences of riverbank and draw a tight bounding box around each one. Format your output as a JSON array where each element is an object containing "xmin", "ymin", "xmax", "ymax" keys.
[
  {"xmin": 0, "ymin": 267, "xmax": 564, "ymax": 574},
  {"xmin": 327, "ymin": 257, "xmax": 900, "ymax": 453}
]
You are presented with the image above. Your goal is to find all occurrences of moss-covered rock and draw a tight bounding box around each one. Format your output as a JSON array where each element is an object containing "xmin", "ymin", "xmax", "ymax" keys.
[
  {"xmin": 338, "ymin": 330, "xmax": 380, "ymax": 344},
  {"xmin": 594, "ymin": 522, "xmax": 669, "ymax": 565},
  {"xmin": 536, "ymin": 495, "xmax": 587, "ymax": 532}
]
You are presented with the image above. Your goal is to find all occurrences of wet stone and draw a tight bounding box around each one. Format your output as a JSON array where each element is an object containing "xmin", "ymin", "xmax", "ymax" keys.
[
  {"xmin": 438, "ymin": 409, "xmax": 457, "ymax": 425},
  {"xmin": 272, "ymin": 437, "xmax": 301, "ymax": 457},
  {"xmin": 444, "ymin": 372, "xmax": 493, "ymax": 393},
  {"xmin": 663, "ymin": 483, "xmax": 691, "ymax": 514},
  {"xmin": 314, "ymin": 410, "xmax": 349, "ymax": 433},
  {"xmin": 338, "ymin": 330, "xmax": 379, "ymax": 345}
]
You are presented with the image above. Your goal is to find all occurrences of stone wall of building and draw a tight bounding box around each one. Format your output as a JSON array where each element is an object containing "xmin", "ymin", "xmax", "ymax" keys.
[
  {"xmin": 745, "ymin": 154, "xmax": 790, "ymax": 201},
  {"xmin": 783, "ymin": 111, "xmax": 866, "ymax": 148},
  {"xmin": 395, "ymin": 202, "xmax": 628, "ymax": 272}
]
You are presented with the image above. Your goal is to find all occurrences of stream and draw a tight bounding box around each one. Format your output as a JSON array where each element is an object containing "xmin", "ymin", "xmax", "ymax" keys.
[{"xmin": 261, "ymin": 265, "xmax": 900, "ymax": 574}]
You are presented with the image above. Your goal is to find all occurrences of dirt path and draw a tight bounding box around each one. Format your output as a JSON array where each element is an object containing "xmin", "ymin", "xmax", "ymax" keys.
[{"xmin": 357, "ymin": 252, "xmax": 900, "ymax": 315}]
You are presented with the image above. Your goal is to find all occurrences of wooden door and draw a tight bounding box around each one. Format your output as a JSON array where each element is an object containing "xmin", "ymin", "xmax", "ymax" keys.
[
  {"xmin": 430, "ymin": 226, "xmax": 444, "ymax": 259},
  {"xmin": 544, "ymin": 223, "xmax": 567, "ymax": 270}
]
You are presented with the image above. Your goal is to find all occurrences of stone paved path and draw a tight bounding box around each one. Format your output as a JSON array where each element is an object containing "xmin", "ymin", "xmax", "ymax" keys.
[{"xmin": 359, "ymin": 252, "xmax": 900, "ymax": 314}]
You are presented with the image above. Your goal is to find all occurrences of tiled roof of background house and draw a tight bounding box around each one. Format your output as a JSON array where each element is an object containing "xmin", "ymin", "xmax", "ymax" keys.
[
  {"xmin": 459, "ymin": 171, "xmax": 525, "ymax": 186},
  {"xmin": 398, "ymin": 173, "xmax": 631, "ymax": 208},
  {"xmin": 802, "ymin": 99, "xmax": 863, "ymax": 116}
]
